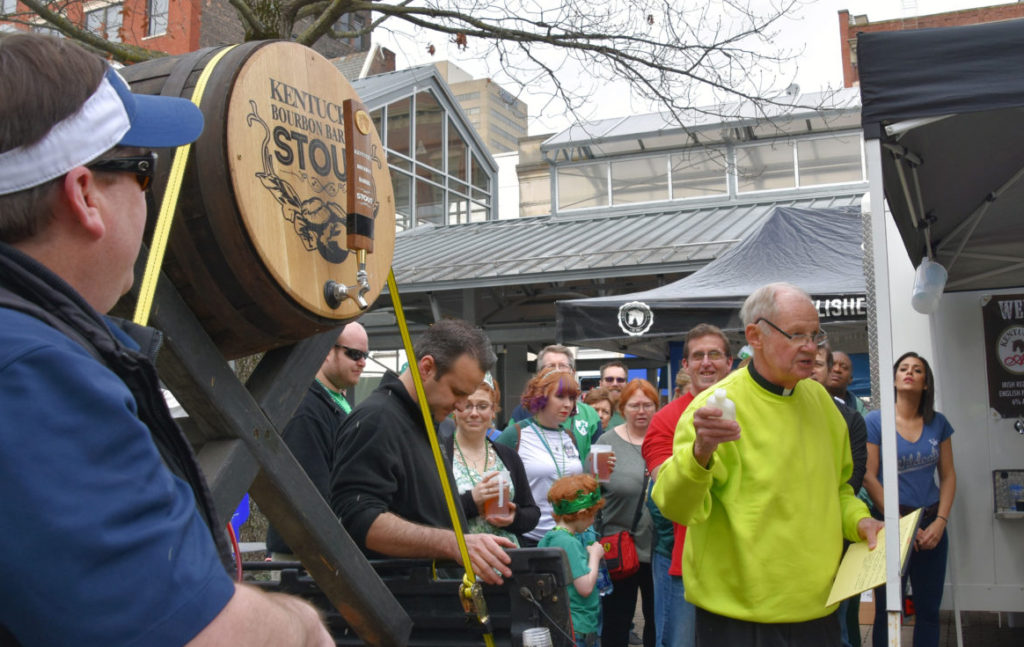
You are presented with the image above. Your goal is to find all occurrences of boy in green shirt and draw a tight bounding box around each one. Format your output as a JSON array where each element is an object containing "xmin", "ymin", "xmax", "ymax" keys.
[{"xmin": 539, "ymin": 474, "xmax": 606, "ymax": 647}]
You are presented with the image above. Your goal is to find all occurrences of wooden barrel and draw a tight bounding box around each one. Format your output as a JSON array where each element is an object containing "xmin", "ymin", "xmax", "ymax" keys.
[{"xmin": 120, "ymin": 41, "xmax": 395, "ymax": 358}]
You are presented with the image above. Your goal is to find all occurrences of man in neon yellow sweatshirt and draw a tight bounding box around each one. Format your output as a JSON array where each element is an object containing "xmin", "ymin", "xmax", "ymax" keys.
[{"xmin": 651, "ymin": 283, "xmax": 883, "ymax": 646}]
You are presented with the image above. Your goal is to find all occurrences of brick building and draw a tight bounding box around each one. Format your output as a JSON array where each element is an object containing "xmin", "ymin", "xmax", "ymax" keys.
[
  {"xmin": 839, "ymin": 2, "xmax": 1024, "ymax": 87},
  {"xmin": 0, "ymin": 0, "xmax": 370, "ymax": 59}
]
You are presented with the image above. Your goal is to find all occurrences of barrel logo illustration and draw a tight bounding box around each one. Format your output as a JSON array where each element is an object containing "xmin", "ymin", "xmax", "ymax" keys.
[
  {"xmin": 245, "ymin": 81, "xmax": 382, "ymax": 265},
  {"xmin": 224, "ymin": 42, "xmax": 396, "ymax": 320}
]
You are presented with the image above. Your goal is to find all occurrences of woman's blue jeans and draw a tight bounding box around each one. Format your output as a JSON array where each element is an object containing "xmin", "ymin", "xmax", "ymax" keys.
[{"xmin": 872, "ymin": 530, "xmax": 948, "ymax": 647}]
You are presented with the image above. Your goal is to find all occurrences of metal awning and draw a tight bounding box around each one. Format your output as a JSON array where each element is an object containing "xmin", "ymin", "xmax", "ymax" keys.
[
  {"xmin": 541, "ymin": 88, "xmax": 862, "ymax": 161},
  {"xmin": 390, "ymin": 192, "xmax": 865, "ymax": 293}
]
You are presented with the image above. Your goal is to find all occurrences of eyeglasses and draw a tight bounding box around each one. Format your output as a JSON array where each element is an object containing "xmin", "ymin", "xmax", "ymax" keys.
[
  {"xmin": 625, "ymin": 402, "xmax": 656, "ymax": 412},
  {"xmin": 463, "ymin": 402, "xmax": 493, "ymax": 413},
  {"xmin": 335, "ymin": 344, "xmax": 369, "ymax": 361},
  {"xmin": 756, "ymin": 318, "xmax": 828, "ymax": 347},
  {"xmin": 602, "ymin": 376, "xmax": 627, "ymax": 384},
  {"xmin": 87, "ymin": 152, "xmax": 157, "ymax": 191},
  {"xmin": 689, "ymin": 350, "xmax": 727, "ymax": 362}
]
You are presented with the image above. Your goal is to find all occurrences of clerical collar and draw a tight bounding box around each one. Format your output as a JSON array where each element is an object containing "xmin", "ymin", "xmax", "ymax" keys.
[{"xmin": 746, "ymin": 362, "xmax": 797, "ymax": 397}]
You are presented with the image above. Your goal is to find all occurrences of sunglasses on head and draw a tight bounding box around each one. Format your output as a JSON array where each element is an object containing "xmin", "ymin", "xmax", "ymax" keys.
[
  {"xmin": 335, "ymin": 344, "xmax": 369, "ymax": 361},
  {"xmin": 87, "ymin": 151, "xmax": 157, "ymax": 191}
]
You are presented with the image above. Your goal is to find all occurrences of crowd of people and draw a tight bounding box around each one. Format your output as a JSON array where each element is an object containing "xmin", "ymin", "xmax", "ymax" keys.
[
  {"xmin": 312, "ymin": 284, "xmax": 939, "ymax": 647},
  {"xmin": 0, "ymin": 31, "xmax": 957, "ymax": 647}
]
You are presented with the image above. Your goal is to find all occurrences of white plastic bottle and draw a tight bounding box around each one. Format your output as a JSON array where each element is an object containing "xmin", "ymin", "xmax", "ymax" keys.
[{"xmin": 708, "ymin": 388, "xmax": 736, "ymax": 421}]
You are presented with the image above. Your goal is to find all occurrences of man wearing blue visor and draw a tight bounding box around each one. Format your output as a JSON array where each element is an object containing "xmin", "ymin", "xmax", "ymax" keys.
[{"xmin": 0, "ymin": 34, "xmax": 332, "ymax": 646}]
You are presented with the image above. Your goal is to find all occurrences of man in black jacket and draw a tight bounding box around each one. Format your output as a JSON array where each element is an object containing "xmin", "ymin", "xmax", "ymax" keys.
[
  {"xmin": 828, "ymin": 350, "xmax": 869, "ymax": 416},
  {"xmin": 812, "ymin": 345, "xmax": 868, "ymax": 493},
  {"xmin": 267, "ymin": 321, "xmax": 368, "ymax": 559},
  {"xmin": 0, "ymin": 32, "xmax": 330, "ymax": 646},
  {"xmin": 812, "ymin": 343, "xmax": 868, "ymax": 647},
  {"xmin": 330, "ymin": 319, "xmax": 515, "ymax": 585}
]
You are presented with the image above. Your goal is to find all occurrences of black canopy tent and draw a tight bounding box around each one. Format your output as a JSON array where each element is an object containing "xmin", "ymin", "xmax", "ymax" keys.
[
  {"xmin": 858, "ymin": 19, "xmax": 1024, "ymax": 636},
  {"xmin": 556, "ymin": 205, "xmax": 866, "ymax": 359},
  {"xmin": 858, "ymin": 18, "xmax": 1024, "ymax": 292}
]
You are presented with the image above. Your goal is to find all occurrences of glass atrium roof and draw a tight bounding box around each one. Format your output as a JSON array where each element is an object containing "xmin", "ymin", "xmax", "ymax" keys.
[{"xmin": 542, "ymin": 88, "xmax": 862, "ymax": 161}]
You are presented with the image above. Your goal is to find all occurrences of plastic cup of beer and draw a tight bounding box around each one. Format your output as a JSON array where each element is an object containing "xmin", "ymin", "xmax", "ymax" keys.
[
  {"xmin": 588, "ymin": 444, "xmax": 614, "ymax": 482},
  {"xmin": 483, "ymin": 471, "xmax": 510, "ymax": 517}
]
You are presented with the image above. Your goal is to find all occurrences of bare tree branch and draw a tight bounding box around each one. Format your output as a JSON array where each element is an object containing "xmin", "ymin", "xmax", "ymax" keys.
[
  {"xmin": 227, "ymin": 0, "xmax": 274, "ymax": 39},
  {"xmin": 11, "ymin": 0, "xmax": 819, "ymax": 126},
  {"xmin": 17, "ymin": 0, "xmax": 165, "ymax": 61},
  {"xmin": 294, "ymin": 0, "xmax": 350, "ymax": 46}
]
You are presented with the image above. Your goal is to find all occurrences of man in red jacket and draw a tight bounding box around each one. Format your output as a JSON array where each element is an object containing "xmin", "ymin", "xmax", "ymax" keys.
[{"xmin": 642, "ymin": 324, "xmax": 732, "ymax": 647}]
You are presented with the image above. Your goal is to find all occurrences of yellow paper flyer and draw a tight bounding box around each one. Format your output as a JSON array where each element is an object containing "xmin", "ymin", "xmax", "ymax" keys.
[{"xmin": 826, "ymin": 508, "xmax": 923, "ymax": 607}]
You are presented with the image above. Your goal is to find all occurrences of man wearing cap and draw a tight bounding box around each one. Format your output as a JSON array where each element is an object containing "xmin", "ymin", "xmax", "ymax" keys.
[
  {"xmin": 266, "ymin": 321, "xmax": 368, "ymax": 560},
  {"xmin": 0, "ymin": 34, "xmax": 331, "ymax": 646}
]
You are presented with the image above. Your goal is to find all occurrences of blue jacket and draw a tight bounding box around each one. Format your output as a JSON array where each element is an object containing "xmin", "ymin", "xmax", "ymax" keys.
[{"xmin": 0, "ymin": 242, "xmax": 234, "ymax": 646}]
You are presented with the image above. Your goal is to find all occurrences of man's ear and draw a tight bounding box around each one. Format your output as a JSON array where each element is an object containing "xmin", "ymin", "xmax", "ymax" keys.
[
  {"xmin": 61, "ymin": 167, "xmax": 106, "ymax": 240},
  {"xmin": 418, "ymin": 354, "xmax": 436, "ymax": 380},
  {"xmin": 745, "ymin": 322, "xmax": 763, "ymax": 353}
]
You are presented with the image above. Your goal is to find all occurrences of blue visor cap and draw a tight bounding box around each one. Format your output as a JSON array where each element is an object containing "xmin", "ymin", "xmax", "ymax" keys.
[{"xmin": 105, "ymin": 66, "xmax": 204, "ymax": 148}]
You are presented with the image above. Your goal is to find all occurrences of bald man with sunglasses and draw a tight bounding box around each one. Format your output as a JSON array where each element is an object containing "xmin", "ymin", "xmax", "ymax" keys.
[{"xmin": 266, "ymin": 322, "xmax": 368, "ymax": 560}]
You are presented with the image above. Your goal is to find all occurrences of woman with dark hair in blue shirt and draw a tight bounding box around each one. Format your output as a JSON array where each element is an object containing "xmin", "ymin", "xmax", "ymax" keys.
[{"xmin": 863, "ymin": 352, "xmax": 957, "ymax": 647}]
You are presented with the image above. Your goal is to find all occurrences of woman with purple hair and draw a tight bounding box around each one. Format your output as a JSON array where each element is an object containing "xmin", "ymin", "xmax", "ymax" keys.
[{"xmin": 496, "ymin": 368, "xmax": 596, "ymax": 547}]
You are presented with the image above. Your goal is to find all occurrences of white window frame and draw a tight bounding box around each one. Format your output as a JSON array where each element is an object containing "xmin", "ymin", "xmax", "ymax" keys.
[
  {"xmin": 84, "ymin": 1, "xmax": 124, "ymax": 43},
  {"xmin": 147, "ymin": 0, "xmax": 168, "ymax": 37}
]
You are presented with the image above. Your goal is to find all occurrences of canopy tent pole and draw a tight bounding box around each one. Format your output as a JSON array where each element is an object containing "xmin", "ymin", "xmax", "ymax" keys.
[
  {"xmin": 947, "ymin": 535, "xmax": 965, "ymax": 647},
  {"xmin": 864, "ymin": 138, "xmax": 903, "ymax": 646},
  {"xmin": 946, "ymin": 258, "xmax": 1024, "ymax": 290},
  {"xmin": 883, "ymin": 115, "xmax": 952, "ymax": 139},
  {"xmin": 936, "ymin": 162, "xmax": 1024, "ymax": 273},
  {"xmin": 884, "ymin": 143, "xmax": 924, "ymax": 232}
]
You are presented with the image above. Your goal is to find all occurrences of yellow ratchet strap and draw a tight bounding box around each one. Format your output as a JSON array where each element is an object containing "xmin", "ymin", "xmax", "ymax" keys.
[
  {"xmin": 387, "ymin": 270, "xmax": 495, "ymax": 647},
  {"xmin": 133, "ymin": 45, "xmax": 238, "ymax": 326}
]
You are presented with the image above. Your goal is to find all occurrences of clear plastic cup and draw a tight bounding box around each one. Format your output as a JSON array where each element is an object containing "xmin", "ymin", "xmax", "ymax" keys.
[
  {"xmin": 587, "ymin": 444, "xmax": 614, "ymax": 482},
  {"xmin": 482, "ymin": 471, "xmax": 510, "ymax": 516}
]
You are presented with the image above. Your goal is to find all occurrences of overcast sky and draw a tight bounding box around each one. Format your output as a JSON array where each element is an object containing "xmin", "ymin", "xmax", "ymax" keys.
[{"xmin": 372, "ymin": 0, "xmax": 1004, "ymax": 134}]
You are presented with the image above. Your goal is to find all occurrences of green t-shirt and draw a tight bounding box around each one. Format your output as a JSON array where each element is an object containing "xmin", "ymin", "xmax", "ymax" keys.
[
  {"xmin": 316, "ymin": 379, "xmax": 352, "ymax": 413},
  {"xmin": 538, "ymin": 528, "xmax": 600, "ymax": 634}
]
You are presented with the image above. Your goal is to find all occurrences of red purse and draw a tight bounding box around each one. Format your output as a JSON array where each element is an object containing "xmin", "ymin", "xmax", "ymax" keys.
[
  {"xmin": 598, "ymin": 470, "xmax": 649, "ymax": 581},
  {"xmin": 600, "ymin": 530, "xmax": 639, "ymax": 581}
]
